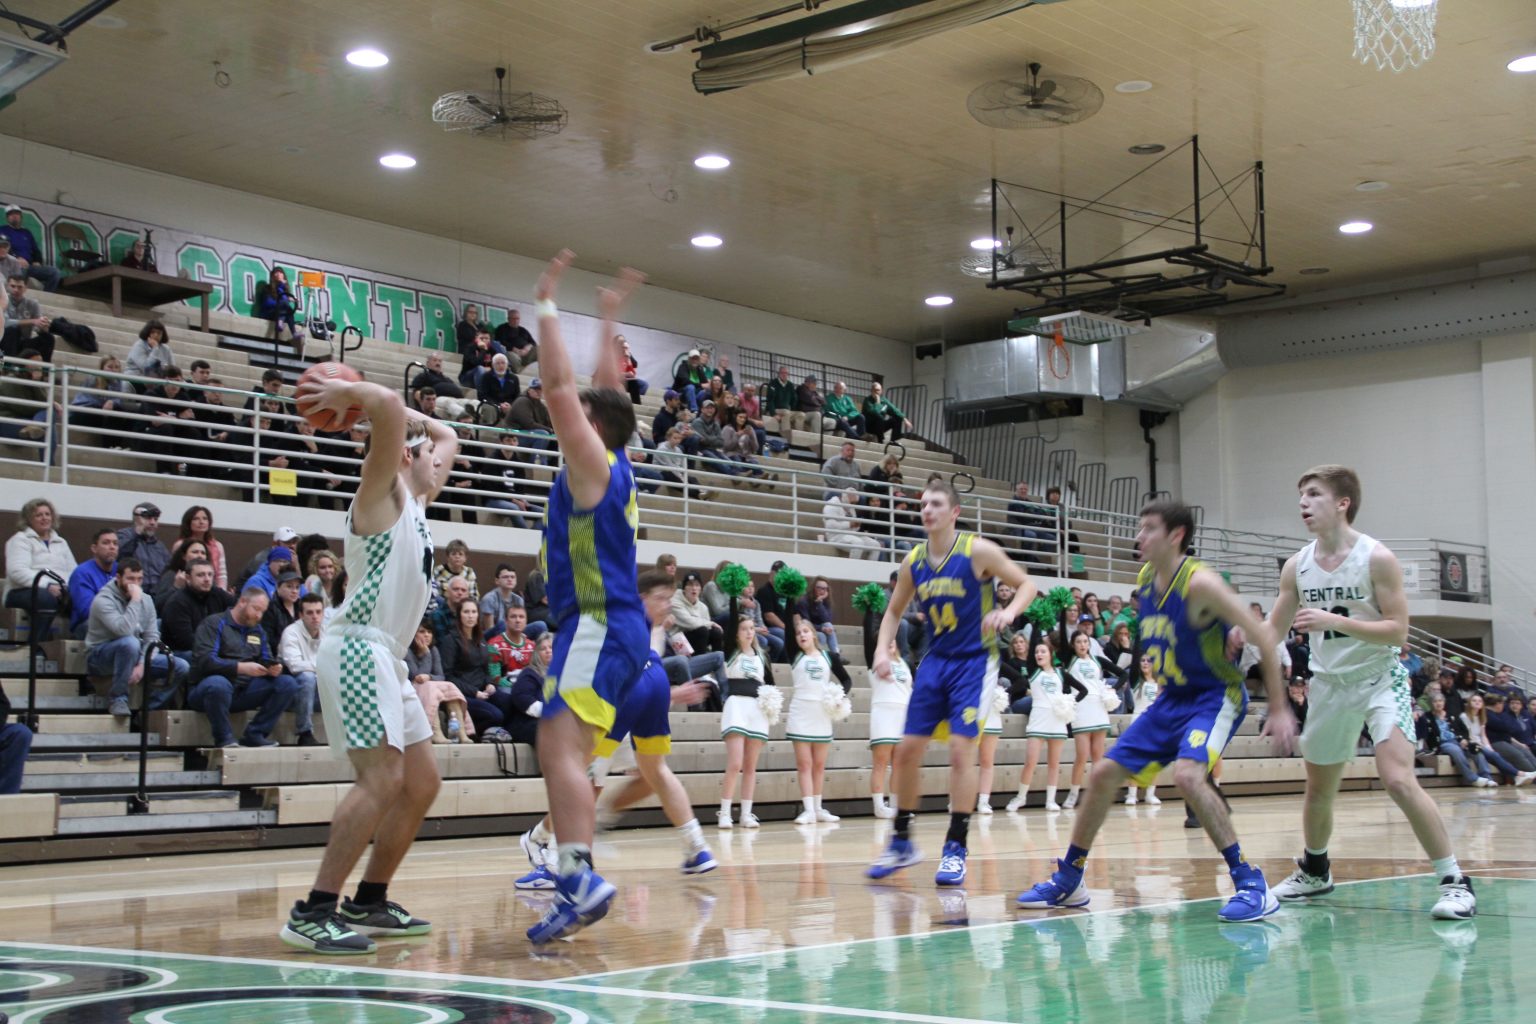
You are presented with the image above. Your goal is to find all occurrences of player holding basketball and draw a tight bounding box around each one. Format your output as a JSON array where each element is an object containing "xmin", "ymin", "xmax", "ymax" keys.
[
  {"xmin": 1266, "ymin": 465, "xmax": 1475, "ymax": 920},
  {"xmin": 866, "ymin": 479, "xmax": 1035, "ymax": 887},
  {"xmin": 1017, "ymin": 499, "xmax": 1295, "ymax": 922},
  {"xmin": 525, "ymin": 250, "xmax": 651, "ymax": 944},
  {"xmin": 280, "ymin": 375, "xmax": 458, "ymax": 954}
]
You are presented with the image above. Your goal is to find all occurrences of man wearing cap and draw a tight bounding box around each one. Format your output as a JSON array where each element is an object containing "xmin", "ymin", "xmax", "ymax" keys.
[
  {"xmin": 262, "ymin": 570, "xmax": 304, "ymax": 649},
  {"xmin": 85, "ymin": 557, "xmax": 189, "ymax": 718},
  {"xmin": 248, "ymin": 547, "xmax": 299, "ymax": 598},
  {"xmin": 508, "ymin": 377, "xmax": 554, "ymax": 461},
  {"xmin": 0, "ymin": 206, "xmax": 60, "ymax": 292},
  {"xmin": 235, "ymin": 526, "xmax": 301, "ymax": 590},
  {"xmin": 671, "ymin": 349, "xmax": 710, "ymax": 413},
  {"xmin": 116, "ymin": 503, "xmax": 169, "ymax": 591}
]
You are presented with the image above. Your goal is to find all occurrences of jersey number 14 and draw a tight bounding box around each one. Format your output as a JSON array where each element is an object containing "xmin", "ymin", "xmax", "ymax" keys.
[{"xmin": 930, "ymin": 603, "xmax": 960, "ymax": 636}]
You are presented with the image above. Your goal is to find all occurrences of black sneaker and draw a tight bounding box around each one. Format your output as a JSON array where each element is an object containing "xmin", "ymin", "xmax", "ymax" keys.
[
  {"xmin": 296, "ymin": 731, "xmax": 322, "ymax": 747},
  {"xmin": 279, "ymin": 901, "xmax": 376, "ymax": 954},
  {"xmin": 338, "ymin": 899, "xmax": 432, "ymax": 936}
]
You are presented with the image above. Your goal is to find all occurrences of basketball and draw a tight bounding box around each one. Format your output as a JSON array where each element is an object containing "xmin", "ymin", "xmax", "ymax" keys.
[{"xmin": 296, "ymin": 361, "xmax": 365, "ymax": 432}]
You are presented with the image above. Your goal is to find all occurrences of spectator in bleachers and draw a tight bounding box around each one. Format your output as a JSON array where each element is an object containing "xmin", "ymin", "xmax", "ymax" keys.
[
  {"xmin": 721, "ymin": 408, "xmax": 768, "ymax": 483},
  {"xmin": 795, "ymin": 374, "xmax": 829, "ymax": 433},
  {"xmin": 170, "ymin": 506, "xmax": 229, "ymax": 593},
  {"xmin": 700, "ymin": 560, "xmax": 734, "ymax": 629},
  {"xmin": 714, "ymin": 354, "xmax": 736, "ymax": 393},
  {"xmin": 824, "ymin": 381, "xmax": 865, "ymax": 440},
  {"xmin": 241, "ymin": 369, "xmax": 286, "ymax": 420},
  {"xmin": 0, "ymin": 237, "xmax": 25, "ymax": 283},
  {"xmin": 120, "ymin": 236, "xmax": 156, "ymax": 271},
  {"xmin": 496, "ymin": 307, "xmax": 538, "ymax": 371},
  {"xmin": 410, "ymin": 352, "xmax": 464, "ymax": 403},
  {"xmin": 189, "ymin": 587, "xmax": 301, "ymax": 748},
  {"xmin": 431, "ymin": 575, "xmax": 471, "ymax": 644},
  {"xmin": 0, "ymin": 681, "xmax": 31, "ymax": 794},
  {"xmin": 276, "ymin": 592, "xmax": 324, "ymax": 747},
  {"xmin": 152, "ymin": 540, "xmax": 209, "ymax": 613},
  {"xmin": 247, "ymin": 546, "xmax": 295, "ymax": 598},
  {"xmin": 738, "ymin": 382, "xmax": 765, "ymax": 437},
  {"xmin": 862, "ymin": 381, "xmax": 910, "ymax": 444},
  {"xmin": 477, "ymin": 352, "xmax": 520, "ymax": 421},
  {"xmin": 1483, "ymin": 691, "xmax": 1536, "ymax": 775},
  {"xmin": 1508, "ymin": 692, "xmax": 1536, "ymax": 753},
  {"xmin": 184, "ymin": 360, "xmax": 212, "ymax": 402},
  {"xmin": 433, "ymin": 540, "xmax": 480, "ymax": 602},
  {"xmin": 763, "ymin": 366, "xmax": 797, "ymax": 430},
  {"xmin": 866, "ymin": 453, "xmax": 903, "ymax": 496},
  {"xmin": 507, "ymin": 377, "xmax": 554, "ymax": 460},
  {"xmin": 1420, "ymin": 693, "xmax": 1497, "ymax": 787},
  {"xmin": 1000, "ymin": 632, "xmax": 1033, "ymax": 709},
  {"xmin": 440, "ymin": 598, "xmax": 504, "ymax": 738},
  {"xmin": 654, "ymin": 425, "xmax": 709, "ymax": 500},
  {"xmin": 705, "ymin": 375, "xmax": 729, "ymax": 411},
  {"xmin": 671, "ymin": 349, "xmax": 710, "ymax": 412},
  {"xmin": 1007, "ymin": 481, "xmax": 1049, "ymax": 557},
  {"xmin": 618, "ymin": 336, "xmax": 647, "ymax": 404},
  {"xmin": 650, "ymin": 390, "xmax": 701, "ymax": 454},
  {"xmin": 692, "ymin": 399, "xmax": 731, "ymax": 470},
  {"xmin": 1488, "ymin": 664, "xmax": 1520, "ymax": 699},
  {"xmin": 821, "ymin": 440, "xmax": 862, "ymax": 499},
  {"xmin": 253, "ymin": 268, "xmax": 303, "ymax": 346},
  {"xmin": 455, "ymin": 304, "xmax": 483, "ymax": 353},
  {"xmin": 406, "ymin": 621, "xmax": 471, "ymax": 743},
  {"xmin": 112, "ymin": 501, "xmax": 168, "ymax": 593},
  {"xmin": 522, "ymin": 567, "xmax": 549, "ymax": 630},
  {"xmin": 232, "ymin": 526, "xmax": 299, "ymax": 591},
  {"xmin": 483, "ymin": 436, "xmax": 534, "ymax": 529},
  {"xmin": 261, "ymin": 570, "xmax": 303, "ymax": 650},
  {"xmin": 5, "ymin": 497, "xmax": 73, "ymax": 639},
  {"xmin": 671, "ymin": 572, "xmax": 724, "ymax": 654},
  {"xmin": 891, "ymin": 486, "xmax": 923, "ymax": 545},
  {"xmin": 1445, "ymin": 665, "xmax": 1480, "ymax": 719},
  {"xmin": 1460, "ymin": 692, "xmax": 1533, "ymax": 784},
  {"xmin": 488, "ymin": 605, "xmax": 536, "ymax": 684},
  {"xmin": 0, "ymin": 277, "xmax": 51, "ymax": 362},
  {"xmin": 0, "ymin": 206, "xmax": 59, "ymax": 291},
  {"xmin": 458, "ymin": 327, "xmax": 503, "ymax": 389},
  {"xmin": 500, "ymin": 631, "xmax": 552, "ymax": 744},
  {"xmin": 480, "ymin": 564, "xmax": 526, "ymax": 639},
  {"xmin": 127, "ymin": 319, "xmax": 176, "ymax": 380},
  {"xmin": 302, "ymin": 549, "xmax": 341, "ymax": 612},
  {"xmin": 752, "ymin": 560, "xmax": 789, "ymax": 658},
  {"xmin": 86, "ymin": 557, "xmax": 188, "ymax": 718},
  {"xmin": 67, "ymin": 528, "xmax": 118, "ymax": 639},
  {"xmin": 625, "ymin": 428, "xmax": 663, "ymax": 493},
  {"xmin": 795, "ymin": 576, "xmax": 844, "ymax": 656},
  {"xmin": 822, "ymin": 487, "xmax": 881, "ymax": 560},
  {"xmin": 70, "ymin": 355, "xmax": 139, "ymax": 446},
  {"xmin": 161, "ymin": 559, "xmax": 232, "ymax": 660},
  {"xmin": 0, "ymin": 349, "xmax": 59, "ymax": 458},
  {"xmin": 140, "ymin": 367, "xmax": 199, "ymax": 476}
]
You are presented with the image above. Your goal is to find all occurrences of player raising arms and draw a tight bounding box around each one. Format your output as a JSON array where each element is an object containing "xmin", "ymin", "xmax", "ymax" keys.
[
  {"xmin": 525, "ymin": 251, "xmax": 651, "ymax": 944},
  {"xmin": 866, "ymin": 479, "xmax": 1035, "ymax": 887},
  {"xmin": 1267, "ymin": 465, "xmax": 1475, "ymax": 920},
  {"xmin": 280, "ymin": 376, "xmax": 458, "ymax": 954},
  {"xmin": 1017, "ymin": 499, "xmax": 1296, "ymax": 923}
]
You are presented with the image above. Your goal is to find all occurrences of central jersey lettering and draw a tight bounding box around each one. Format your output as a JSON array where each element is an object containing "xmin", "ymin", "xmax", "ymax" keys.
[
  {"xmin": 917, "ymin": 577, "xmax": 968, "ymax": 601},
  {"xmin": 1300, "ymin": 585, "xmax": 1368, "ymax": 603},
  {"xmin": 1138, "ymin": 614, "xmax": 1177, "ymax": 643}
]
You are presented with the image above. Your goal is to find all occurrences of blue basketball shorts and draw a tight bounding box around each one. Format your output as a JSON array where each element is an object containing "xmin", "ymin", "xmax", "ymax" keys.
[
  {"xmin": 595, "ymin": 657, "xmax": 672, "ymax": 758},
  {"xmin": 1106, "ymin": 683, "xmax": 1248, "ymax": 786},
  {"xmin": 903, "ymin": 651, "xmax": 994, "ymax": 742},
  {"xmin": 544, "ymin": 614, "xmax": 648, "ymax": 736}
]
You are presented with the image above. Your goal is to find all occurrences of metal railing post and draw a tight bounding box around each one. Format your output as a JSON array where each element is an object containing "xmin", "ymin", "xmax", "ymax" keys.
[
  {"xmin": 23, "ymin": 569, "xmax": 65, "ymax": 732},
  {"xmin": 791, "ymin": 469, "xmax": 800, "ymax": 554},
  {"xmin": 252, "ymin": 409, "xmax": 264, "ymax": 505},
  {"xmin": 57, "ymin": 366, "xmax": 70, "ymax": 485},
  {"xmin": 129, "ymin": 640, "xmax": 175, "ymax": 815}
]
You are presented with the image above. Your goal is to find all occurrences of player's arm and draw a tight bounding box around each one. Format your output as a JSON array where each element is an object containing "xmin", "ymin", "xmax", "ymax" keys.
[
  {"xmin": 296, "ymin": 380, "xmax": 412, "ymax": 528},
  {"xmin": 1189, "ymin": 568, "xmax": 1296, "ymax": 752},
  {"xmin": 872, "ymin": 559, "xmax": 917, "ymax": 680},
  {"xmin": 971, "ymin": 537, "xmax": 1037, "ymax": 632},
  {"xmin": 1295, "ymin": 547, "xmax": 1409, "ymax": 647},
  {"xmin": 1267, "ymin": 555, "xmax": 1302, "ymax": 638},
  {"xmin": 593, "ymin": 269, "xmax": 643, "ymax": 393},
  {"xmin": 533, "ymin": 250, "xmax": 611, "ymax": 509}
]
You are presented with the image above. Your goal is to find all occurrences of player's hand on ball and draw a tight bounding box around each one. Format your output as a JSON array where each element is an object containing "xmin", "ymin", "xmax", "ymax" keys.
[
  {"xmin": 295, "ymin": 374, "xmax": 353, "ymax": 418},
  {"xmin": 1262, "ymin": 708, "xmax": 1298, "ymax": 755},
  {"xmin": 536, "ymin": 249, "xmax": 575, "ymax": 302}
]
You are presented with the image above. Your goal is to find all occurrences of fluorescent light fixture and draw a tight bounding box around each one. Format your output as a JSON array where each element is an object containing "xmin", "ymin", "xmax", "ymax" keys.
[
  {"xmin": 347, "ymin": 48, "xmax": 389, "ymax": 68},
  {"xmin": 1508, "ymin": 54, "xmax": 1536, "ymax": 73},
  {"xmin": 1355, "ymin": 180, "xmax": 1390, "ymax": 192},
  {"xmin": 1338, "ymin": 221, "xmax": 1373, "ymax": 234},
  {"xmin": 693, "ymin": 154, "xmax": 731, "ymax": 170},
  {"xmin": 1115, "ymin": 80, "xmax": 1153, "ymax": 93},
  {"xmin": 969, "ymin": 238, "xmax": 1001, "ymax": 250},
  {"xmin": 379, "ymin": 153, "xmax": 416, "ymax": 169},
  {"xmin": 691, "ymin": 234, "xmax": 724, "ymax": 248},
  {"xmin": 0, "ymin": 30, "xmax": 68, "ymax": 101},
  {"xmin": 924, "ymin": 295, "xmax": 954, "ymax": 307},
  {"xmin": 1128, "ymin": 143, "xmax": 1165, "ymax": 155}
]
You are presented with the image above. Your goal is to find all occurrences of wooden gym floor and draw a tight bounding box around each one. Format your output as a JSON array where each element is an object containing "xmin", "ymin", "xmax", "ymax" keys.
[{"xmin": 2, "ymin": 788, "xmax": 1534, "ymax": 1023}]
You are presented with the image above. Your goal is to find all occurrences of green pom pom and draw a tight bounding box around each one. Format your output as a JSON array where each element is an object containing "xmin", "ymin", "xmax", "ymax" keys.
[
  {"xmin": 773, "ymin": 566, "xmax": 808, "ymax": 599},
  {"xmin": 1045, "ymin": 586, "xmax": 1076, "ymax": 616},
  {"xmin": 715, "ymin": 563, "xmax": 752, "ymax": 598},
  {"xmin": 851, "ymin": 582, "xmax": 888, "ymax": 615},
  {"xmin": 1023, "ymin": 597, "xmax": 1057, "ymax": 632}
]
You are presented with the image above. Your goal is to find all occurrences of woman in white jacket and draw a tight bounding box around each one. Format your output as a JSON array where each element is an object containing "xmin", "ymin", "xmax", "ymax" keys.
[
  {"xmin": 4, "ymin": 497, "xmax": 75, "ymax": 638},
  {"xmin": 822, "ymin": 487, "xmax": 880, "ymax": 560}
]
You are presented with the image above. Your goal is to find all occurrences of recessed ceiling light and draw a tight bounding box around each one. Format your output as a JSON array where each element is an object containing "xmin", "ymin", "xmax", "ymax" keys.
[
  {"xmin": 1338, "ymin": 220, "xmax": 1373, "ymax": 234},
  {"xmin": 1128, "ymin": 143, "xmax": 1165, "ymax": 156},
  {"xmin": 691, "ymin": 234, "xmax": 723, "ymax": 248},
  {"xmin": 379, "ymin": 153, "xmax": 416, "ymax": 169},
  {"xmin": 693, "ymin": 154, "xmax": 731, "ymax": 170},
  {"xmin": 924, "ymin": 295, "xmax": 954, "ymax": 307},
  {"xmin": 1298, "ymin": 267, "xmax": 1331, "ymax": 275},
  {"xmin": 1115, "ymin": 80, "xmax": 1153, "ymax": 93},
  {"xmin": 1355, "ymin": 180, "xmax": 1390, "ymax": 192},
  {"xmin": 969, "ymin": 237, "xmax": 1001, "ymax": 250},
  {"xmin": 346, "ymin": 48, "xmax": 389, "ymax": 68},
  {"xmin": 89, "ymin": 14, "xmax": 128, "ymax": 29},
  {"xmin": 1508, "ymin": 54, "xmax": 1536, "ymax": 73}
]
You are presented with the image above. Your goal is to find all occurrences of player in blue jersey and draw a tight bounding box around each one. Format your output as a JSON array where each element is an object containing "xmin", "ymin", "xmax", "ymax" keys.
[
  {"xmin": 1017, "ymin": 500, "xmax": 1297, "ymax": 922},
  {"xmin": 867, "ymin": 479, "xmax": 1035, "ymax": 887},
  {"xmin": 525, "ymin": 250, "xmax": 652, "ymax": 944}
]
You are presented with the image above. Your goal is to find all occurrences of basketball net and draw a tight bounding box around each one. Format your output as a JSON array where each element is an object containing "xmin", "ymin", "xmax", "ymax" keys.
[
  {"xmin": 1352, "ymin": 0, "xmax": 1437, "ymax": 73},
  {"xmin": 1048, "ymin": 326, "xmax": 1072, "ymax": 379}
]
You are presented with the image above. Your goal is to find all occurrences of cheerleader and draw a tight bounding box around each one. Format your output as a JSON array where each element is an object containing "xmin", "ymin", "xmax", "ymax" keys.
[
  {"xmin": 868, "ymin": 638, "xmax": 912, "ymax": 819},
  {"xmin": 976, "ymin": 668, "xmax": 1006, "ymax": 814},
  {"xmin": 1005, "ymin": 640, "xmax": 1087, "ymax": 812},
  {"xmin": 1125, "ymin": 653, "xmax": 1162, "ymax": 805},
  {"xmin": 1063, "ymin": 632, "xmax": 1122, "ymax": 809},
  {"xmin": 786, "ymin": 620, "xmax": 840, "ymax": 824},
  {"xmin": 720, "ymin": 616, "xmax": 773, "ymax": 829}
]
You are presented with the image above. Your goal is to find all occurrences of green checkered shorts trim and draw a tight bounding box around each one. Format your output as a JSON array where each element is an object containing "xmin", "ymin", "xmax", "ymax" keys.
[
  {"xmin": 1388, "ymin": 660, "xmax": 1415, "ymax": 739},
  {"xmin": 346, "ymin": 532, "xmax": 394, "ymax": 625},
  {"xmin": 337, "ymin": 637, "xmax": 386, "ymax": 749}
]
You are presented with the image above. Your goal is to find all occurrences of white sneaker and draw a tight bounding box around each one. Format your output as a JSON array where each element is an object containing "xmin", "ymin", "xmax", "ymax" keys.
[
  {"xmin": 794, "ymin": 809, "xmax": 816, "ymax": 825},
  {"xmin": 977, "ymin": 799, "xmax": 993, "ymax": 815},
  {"xmin": 873, "ymin": 802, "xmax": 896, "ymax": 819},
  {"xmin": 1005, "ymin": 793, "xmax": 1028, "ymax": 812},
  {"xmin": 1272, "ymin": 860, "xmax": 1335, "ymax": 901},
  {"xmin": 1063, "ymin": 792, "xmax": 1079, "ymax": 810},
  {"xmin": 740, "ymin": 812, "xmax": 761, "ymax": 829},
  {"xmin": 1516, "ymin": 772, "xmax": 1536, "ymax": 787},
  {"xmin": 816, "ymin": 807, "xmax": 840, "ymax": 823},
  {"xmin": 1476, "ymin": 777, "xmax": 1498, "ymax": 788},
  {"xmin": 1043, "ymin": 800, "xmax": 1061, "ymax": 812},
  {"xmin": 1125, "ymin": 791, "xmax": 1138, "ymax": 806},
  {"xmin": 717, "ymin": 810, "xmax": 733, "ymax": 829},
  {"xmin": 1146, "ymin": 793, "xmax": 1162, "ymax": 805},
  {"xmin": 1431, "ymin": 876, "xmax": 1476, "ymax": 920}
]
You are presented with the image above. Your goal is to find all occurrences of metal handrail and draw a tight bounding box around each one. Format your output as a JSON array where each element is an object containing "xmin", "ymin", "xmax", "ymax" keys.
[
  {"xmin": 129, "ymin": 640, "xmax": 175, "ymax": 815},
  {"xmin": 23, "ymin": 569, "xmax": 66, "ymax": 732}
]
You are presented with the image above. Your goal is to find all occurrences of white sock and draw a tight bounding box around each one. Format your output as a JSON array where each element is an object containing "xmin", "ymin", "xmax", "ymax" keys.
[
  {"xmin": 813, "ymin": 794, "xmax": 823, "ymax": 813},
  {"xmin": 1015, "ymin": 786, "xmax": 1029, "ymax": 802},
  {"xmin": 741, "ymin": 800, "xmax": 753, "ymax": 819},
  {"xmin": 556, "ymin": 842, "xmax": 591, "ymax": 878},
  {"xmin": 1068, "ymin": 785, "xmax": 1080, "ymax": 800},
  {"xmin": 872, "ymin": 794, "xmax": 886, "ymax": 812},
  {"xmin": 803, "ymin": 796, "xmax": 816, "ymax": 814},
  {"xmin": 530, "ymin": 820, "xmax": 552, "ymax": 845},
  {"xmin": 1045, "ymin": 786, "xmax": 1057, "ymax": 805},
  {"xmin": 679, "ymin": 817, "xmax": 707, "ymax": 853},
  {"xmin": 719, "ymin": 798, "xmax": 731, "ymax": 817},
  {"xmin": 1146, "ymin": 785, "xmax": 1156, "ymax": 798},
  {"xmin": 1432, "ymin": 855, "xmax": 1461, "ymax": 881}
]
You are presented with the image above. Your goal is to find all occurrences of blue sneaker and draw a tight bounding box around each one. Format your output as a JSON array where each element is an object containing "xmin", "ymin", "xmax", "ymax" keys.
[
  {"xmin": 935, "ymin": 840, "xmax": 968, "ymax": 887},
  {"xmin": 526, "ymin": 867, "xmax": 617, "ymax": 944},
  {"xmin": 1016, "ymin": 863, "xmax": 1090, "ymax": 909},
  {"xmin": 1218, "ymin": 871, "xmax": 1279, "ymax": 923},
  {"xmin": 867, "ymin": 837, "xmax": 921, "ymax": 880},
  {"xmin": 514, "ymin": 865, "xmax": 558, "ymax": 891},
  {"xmin": 681, "ymin": 849, "xmax": 718, "ymax": 875}
]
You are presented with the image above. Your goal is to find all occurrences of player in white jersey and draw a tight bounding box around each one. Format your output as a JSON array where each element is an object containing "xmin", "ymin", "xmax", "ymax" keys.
[
  {"xmin": 280, "ymin": 378, "xmax": 458, "ymax": 954},
  {"xmin": 1267, "ymin": 465, "xmax": 1474, "ymax": 920}
]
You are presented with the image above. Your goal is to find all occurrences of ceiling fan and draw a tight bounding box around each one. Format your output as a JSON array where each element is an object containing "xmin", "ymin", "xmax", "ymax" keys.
[{"xmin": 967, "ymin": 62, "xmax": 1104, "ymax": 129}]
